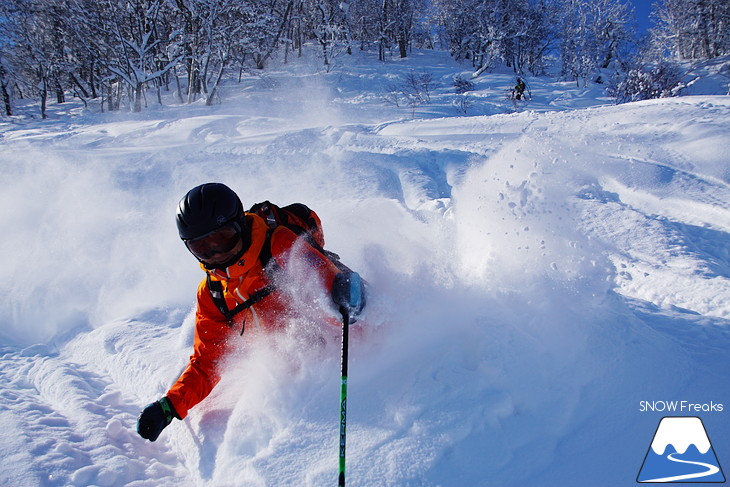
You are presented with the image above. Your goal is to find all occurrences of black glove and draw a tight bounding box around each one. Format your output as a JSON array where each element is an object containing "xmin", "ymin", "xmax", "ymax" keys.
[
  {"xmin": 332, "ymin": 271, "xmax": 366, "ymax": 323},
  {"xmin": 137, "ymin": 397, "xmax": 178, "ymax": 442}
]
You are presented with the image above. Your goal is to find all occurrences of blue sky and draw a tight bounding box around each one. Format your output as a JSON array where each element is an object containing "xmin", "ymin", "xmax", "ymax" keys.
[{"xmin": 631, "ymin": 0, "xmax": 654, "ymax": 34}]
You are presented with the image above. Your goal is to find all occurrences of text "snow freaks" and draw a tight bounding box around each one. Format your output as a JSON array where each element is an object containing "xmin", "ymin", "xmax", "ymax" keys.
[{"xmin": 639, "ymin": 401, "xmax": 724, "ymax": 413}]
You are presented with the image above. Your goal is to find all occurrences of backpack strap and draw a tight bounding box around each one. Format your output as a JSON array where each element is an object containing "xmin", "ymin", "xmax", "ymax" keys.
[
  {"xmin": 249, "ymin": 201, "xmax": 281, "ymax": 229},
  {"xmin": 258, "ymin": 228, "xmax": 273, "ymax": 269},
  {"xmin": 207, "ymin": 275, "xmax": 275, "ymax": 335},
  {"xmin": 207, "ymin": 229, "xmax": 277, "ymax": 335}
]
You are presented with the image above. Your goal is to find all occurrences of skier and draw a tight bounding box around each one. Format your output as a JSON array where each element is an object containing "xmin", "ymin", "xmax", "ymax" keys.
[
  {"xmin": 137, "ymin": 183, "xmax": 366, "ymax": 442},
  {"xmin": 514, "ymin": 77, "xmax": 526, "ymax": 100}
]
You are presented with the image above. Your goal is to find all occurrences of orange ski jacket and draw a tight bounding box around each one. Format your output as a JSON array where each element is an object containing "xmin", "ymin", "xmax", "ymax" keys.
[{"xmin": 166, "ymin": 213, "xmax": 344, "ymax": 419}]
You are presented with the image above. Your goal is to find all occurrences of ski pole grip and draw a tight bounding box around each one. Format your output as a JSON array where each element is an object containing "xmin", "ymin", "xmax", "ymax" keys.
[{"xmin": 347, "ymin": 272, "xmax": 362, "ymax": 310}]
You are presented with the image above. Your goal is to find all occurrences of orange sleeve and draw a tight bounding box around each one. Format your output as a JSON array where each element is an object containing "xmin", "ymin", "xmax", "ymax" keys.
[{"xmin": 166, "ymin": 279, "xmax": 232, "ymax": 419}]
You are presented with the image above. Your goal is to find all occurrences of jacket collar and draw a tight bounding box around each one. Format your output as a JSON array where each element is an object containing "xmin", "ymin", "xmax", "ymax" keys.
[{"xmin": 203, "ymin": 214, "xmax": 268, "ymax": 282}]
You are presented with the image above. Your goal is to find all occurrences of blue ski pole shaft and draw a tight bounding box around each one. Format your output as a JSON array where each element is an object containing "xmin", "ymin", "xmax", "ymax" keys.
[{"xmin": 339, "ymin": 308, "xmax": 349, "ymax": 487}]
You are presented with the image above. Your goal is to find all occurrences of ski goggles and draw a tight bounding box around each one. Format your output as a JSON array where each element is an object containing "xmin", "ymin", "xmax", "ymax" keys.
[{"xmin": 184, "ymin": 223, "xmax": 242, "ymax": 262}]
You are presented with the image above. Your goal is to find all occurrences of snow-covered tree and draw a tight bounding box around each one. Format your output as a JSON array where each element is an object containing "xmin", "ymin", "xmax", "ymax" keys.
[
  {"xmin": 650, "ymin": 0, "xmax": 730, "ymax": 60},
  {"xmin": 391, "ymin": 0, "xmax": 419, "ymax": 58},
  {"xmin": 240, "ymin": 1, "xmax": 293, "ymax": 71},
  {"xmin": 558, "ymin": 0, "xmax": 634, "ymax": 85},
  {"xmin": 433, "ymin": 0, "xmax": 555, "ymax": 76},
  {"xmin": 343, "ymin": 0, "xmax": 426, "ymax": 61},
  {"xmin": 345, "ymin": 0, "xmax": 379, "ymax": 52},
  {"xmin": 501, "ymin": 0, "xmax": 558, "ymax": 75},
  {"xmin": 301, "ymin": 0, "xmax": 351, "ymax": 68},
  {"xmin": 64, "ymin": 0, "xmax": 140, "ymax": 111},
  {"xmin": 608, "ymin": 61, "xmax": 684, "ymax": 103},
  {"xmin": 101, "ymin": 0, "xmax": 181, "ymax": 112},
  {"xmin": 0, "ymin": 0, "xmax": 76, "ymax": 117}
]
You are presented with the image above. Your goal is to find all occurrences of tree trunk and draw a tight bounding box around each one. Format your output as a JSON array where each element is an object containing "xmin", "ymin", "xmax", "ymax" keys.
[
  {"xmin": 89, "ymin": 62, "xmax": 98, "ymax": 99},
  {"xmin": 398, "ymin": 36, "xmax": 407, "ymax": 58},
  {"xmin": 205, "ymin": 63, "xmax": 226, "ymax": 106},
  {"xmin": 187, "ymin": 60, "xmax": 199, "ymax": 103},
  {"xmin": 40, "ymin": 77, "xmax": 48, "ymax": 119},
  {"xmin": 134, "ymin": 82, "xmax": 143, "ymax": 112},
  {"xmin": 69, "ymin": 73, "xmax": 89, "ymax": 98},
  {"xmin": 322, "ymin": 39, "xmax": 330, "ymax": 67},
  {"xmin": 1, "ymin": 80, "xmax": 11, "ymax": 116},
  {"xmin": 174, "ymin": 66, "xmax": 184, "ymax": 103},
  {"xmin": 56, "ymin": 82, "xmax": 65, "ymax": 104}
]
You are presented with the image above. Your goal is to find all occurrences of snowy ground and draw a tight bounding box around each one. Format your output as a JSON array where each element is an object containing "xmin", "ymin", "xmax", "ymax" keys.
[{"xmin": 1, "ymin": 49, "xmax": 729, "ymax": 486}]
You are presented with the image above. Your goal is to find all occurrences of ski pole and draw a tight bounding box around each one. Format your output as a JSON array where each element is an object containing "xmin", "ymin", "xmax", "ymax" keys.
[{"xmin": 338, "ymin": 307, "xmax": 350, "ymax": 487}]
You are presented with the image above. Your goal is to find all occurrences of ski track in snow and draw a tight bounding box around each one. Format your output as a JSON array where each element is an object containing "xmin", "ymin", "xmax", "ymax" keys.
[
  {"xmin": 645, "ymin": 453, "xmax": 720, "ymax": 483},
  {"xmin": 1, "ymin": 49, "xmax": 730, "ymax": 486}
]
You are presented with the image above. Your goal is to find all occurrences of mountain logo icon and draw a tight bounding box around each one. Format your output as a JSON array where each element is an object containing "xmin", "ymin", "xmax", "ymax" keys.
[{"xmin": 637, "ymin": 416, "xmax": 725, "ymax": 483}]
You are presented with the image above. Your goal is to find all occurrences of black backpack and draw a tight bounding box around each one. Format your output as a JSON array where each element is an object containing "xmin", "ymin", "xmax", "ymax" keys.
[{"xmin": 207, "ymin": 201, "xmax": 347, "ymax": 329}]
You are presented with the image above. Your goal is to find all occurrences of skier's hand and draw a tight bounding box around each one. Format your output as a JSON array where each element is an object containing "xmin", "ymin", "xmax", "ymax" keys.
[
  {"xmin": 137, "ymin": 397, "xmax": 178, "ymax": 442},
  {"xmin": 332, "ymin": 271, "xmax": 366, "ymax": 323}
]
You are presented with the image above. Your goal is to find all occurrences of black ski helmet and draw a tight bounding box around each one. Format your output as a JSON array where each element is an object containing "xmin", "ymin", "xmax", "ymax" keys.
[{"xmin": 176, "ymin": 183, "xmax": 246, "ymax": 241}]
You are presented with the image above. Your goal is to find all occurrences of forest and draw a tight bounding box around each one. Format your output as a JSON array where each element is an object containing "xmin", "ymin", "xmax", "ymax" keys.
[{"xmin": 0, "ymin": 0, "xmax": 728, "ymax": 117}]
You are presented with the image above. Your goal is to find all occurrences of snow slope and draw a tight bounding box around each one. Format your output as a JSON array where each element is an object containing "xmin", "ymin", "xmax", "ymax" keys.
[{"xmin": 1, "ymin": 49, "xmax": 729, "ymax": 486}]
